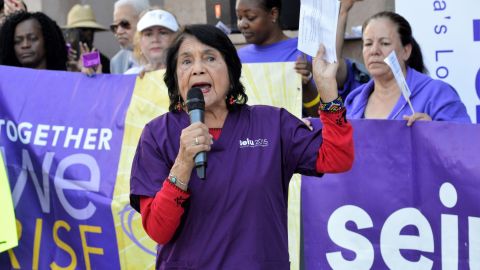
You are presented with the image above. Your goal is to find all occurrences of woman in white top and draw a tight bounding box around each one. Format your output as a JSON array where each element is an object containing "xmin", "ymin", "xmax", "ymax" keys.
[{"xmin": 125, "ymin": 8, "xmax": 179, "ymax": 76}]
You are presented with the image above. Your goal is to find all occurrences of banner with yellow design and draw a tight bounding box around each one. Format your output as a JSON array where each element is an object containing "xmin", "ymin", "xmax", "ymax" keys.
[{"xmin": 0, "ymin": 63, "xmax": 302, "ymax": 269}]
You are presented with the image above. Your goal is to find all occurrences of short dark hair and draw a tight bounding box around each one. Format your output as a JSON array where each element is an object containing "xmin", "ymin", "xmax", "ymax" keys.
[
  {"xmin": 164, "ymin": 24, "xmax": 247, "ymax": 112},
  {"xmin": 0, "ymin": 11, "xmax": 67, "ymax": 71},
  {"xmin": 363, "ymin": 11, "xmax": 427, "ymax": 74},
  {"xmin": 256, "ymin": 0, "xmax": 281, "ymax": 14},
  {"xmin": 247, "ymin": 0, "xmax": 282, "ymax": 27}
]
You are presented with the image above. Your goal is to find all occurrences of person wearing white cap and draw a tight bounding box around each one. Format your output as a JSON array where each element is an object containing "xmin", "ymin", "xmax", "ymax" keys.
[{"xmin": 125, "ymin": 8, "xmax": 179, "ymax": 76}]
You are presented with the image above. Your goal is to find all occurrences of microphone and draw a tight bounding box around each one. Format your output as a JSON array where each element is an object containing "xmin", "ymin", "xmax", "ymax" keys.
[{"xmin": 186, "ymin": 87, "xmax": 207, "ymax": 179}]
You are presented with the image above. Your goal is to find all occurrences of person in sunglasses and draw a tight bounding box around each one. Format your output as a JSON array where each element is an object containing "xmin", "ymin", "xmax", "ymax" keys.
[{"xmin": 110, "ymin": 0, "xmax": 150, "ymax": 74}]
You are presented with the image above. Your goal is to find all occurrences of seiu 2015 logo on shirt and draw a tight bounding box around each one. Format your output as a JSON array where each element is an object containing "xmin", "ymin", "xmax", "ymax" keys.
[{"xmin": 239, "ymin": 138, "xmax": 269, "ymax": 148}]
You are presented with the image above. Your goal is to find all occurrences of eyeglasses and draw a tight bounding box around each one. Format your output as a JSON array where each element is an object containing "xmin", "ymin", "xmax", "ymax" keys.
[{"xmin": 110, "ymin": 20, "xmax": 131, "ymax": 33}]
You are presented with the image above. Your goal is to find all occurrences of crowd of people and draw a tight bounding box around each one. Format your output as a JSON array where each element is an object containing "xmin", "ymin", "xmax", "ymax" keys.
[
  {"xmin": 0, "ymin": 0, "xmax": 469, "ymax": 122},
  {"xmin": 0, "ymin": 0, "xmax": 473, "ymax": 268}
]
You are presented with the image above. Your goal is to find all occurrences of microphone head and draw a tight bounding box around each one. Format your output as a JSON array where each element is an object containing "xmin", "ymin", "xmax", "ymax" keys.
[{"xmin": 186, "ymin": 87, "xmax": 205, "ymax": 112}]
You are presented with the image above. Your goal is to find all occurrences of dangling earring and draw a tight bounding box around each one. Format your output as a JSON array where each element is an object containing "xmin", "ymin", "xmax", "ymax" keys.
[
  {"xmin": 228, "ymin": 95, "xmax": 237, "ymax": 105},
  {"xmin": 176, "ymin": 96, "xmax": 183, "ymax": 111}
]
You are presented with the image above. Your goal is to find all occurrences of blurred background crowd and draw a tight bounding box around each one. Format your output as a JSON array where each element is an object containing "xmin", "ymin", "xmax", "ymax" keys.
[
  {"xmin": 0, "ymin": 0, "xmax": 393, "ymax": 73},
  {"xmin": 0, "ymin": 0, "xmax": 471, "ymax": 122}
]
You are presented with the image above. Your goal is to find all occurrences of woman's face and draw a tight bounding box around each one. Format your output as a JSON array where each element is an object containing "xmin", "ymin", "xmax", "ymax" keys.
[
  {"xmin": 362, "ymin": 17, "xmax": 411, "ymax": 78},
  {"xmin": 236, "ymin": 0, "xmax": 277, "ymax": 45},
  {"xmin": 140, "ymin": 26, "xmax": 176, "ymax": 66},
  {"xmin": 176, "ymin": 36, "xmax": 230, "ymax": 111},
  {"xmin": 14, "ymin": 18, "xmax": 46, "ymax": 69}
]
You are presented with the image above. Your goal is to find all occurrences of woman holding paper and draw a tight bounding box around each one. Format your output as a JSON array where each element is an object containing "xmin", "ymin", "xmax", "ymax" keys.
[
  {"xmin": 344, "ymin": 11, "xmax": 470, "ymax": 125},
  {"xmin": 235, "ymin": 0, "xmax": 368, "ymax": 116}
]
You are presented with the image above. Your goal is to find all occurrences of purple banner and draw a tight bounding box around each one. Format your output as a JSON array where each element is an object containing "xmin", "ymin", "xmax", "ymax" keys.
[
  {"xmin": 477, "ymin": 67, "xmax": 480, "ymax": 122},
  {"xmin": 474, "ymin": 19, "xmax": 480, "ymax": 41},
  {"xmin": 0, "ymin": 66, "xmax": 136, "ymax": 269},
  {"xmin": 302, "ymin": 120, "xmax": 480, "ymax": 269}
]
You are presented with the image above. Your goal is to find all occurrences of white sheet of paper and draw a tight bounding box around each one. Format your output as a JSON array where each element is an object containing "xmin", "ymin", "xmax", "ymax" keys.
[
  {"xmin": 384, "ymin": 50, "xmax": 415, "ymax": 113},
  {"xmin": 297, "ymin": 0, "xmax": 340, "ymax": 63}
]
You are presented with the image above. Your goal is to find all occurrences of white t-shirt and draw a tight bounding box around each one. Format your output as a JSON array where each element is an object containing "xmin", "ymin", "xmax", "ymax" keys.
[{"xmin": 124, "ymin": 66, "xmax": 144, "ymax": 75}]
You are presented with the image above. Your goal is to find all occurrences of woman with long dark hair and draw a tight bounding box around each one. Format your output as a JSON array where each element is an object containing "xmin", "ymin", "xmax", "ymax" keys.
[
  {"xmin": 0, "ymin": 11, "xmax": 67, "ymax": 71},
  {"xmin": 235, "ymin": 0, "xmax": 368, "ymax": 116},
  {"xmin": 343, "ymin": 11, "xmax": 470, "ymax": 124}
]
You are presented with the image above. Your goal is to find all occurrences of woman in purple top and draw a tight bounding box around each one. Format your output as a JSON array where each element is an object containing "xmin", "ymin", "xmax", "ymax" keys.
[
  {"xmin": 130, "ymin": 24, "xmax": 354, "ymax": 269},
  {"xmin": 345, "ymin": 11, "xmax": 470, "ymax": 125},
  {"xmin": 235, "ymin": 0, "xmax": 368, "ymax": 116}
]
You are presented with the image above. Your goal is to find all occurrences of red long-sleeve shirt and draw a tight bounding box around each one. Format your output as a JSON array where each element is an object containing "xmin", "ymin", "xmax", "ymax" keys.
[{"xmin": 140, "ymin": 109, "xmax": 353, "ymax": 244}]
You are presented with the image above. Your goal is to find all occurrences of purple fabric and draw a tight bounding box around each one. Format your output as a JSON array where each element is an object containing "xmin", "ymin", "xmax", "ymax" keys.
[
  {"xmin": 477, "ymin": 68, "xmax": 480, "ymax": 121},
  {"xmin": 237, "ymin": 37, "xmax": 304, "ymax": 63},
  {"xmin": 0, "ymin": 66, "xmax": 136, "ymax": 269},
  {"xmin": 474, "ymin": 19, "xmax": 480, "ymax": 41},
  {"xmin": 345, "ymin": 67, "xmax": 471, "ymax": 122},
  {"xmin": 130, "ymin": 105, "xmax": 323, "ymax": 269},
  {"xmin": 340, "ymin": 59, "xmax": 366, "ymax": 101},
  {"xmin": 302, "ymin": 119, "xmax": 480, "ymax": 269}
]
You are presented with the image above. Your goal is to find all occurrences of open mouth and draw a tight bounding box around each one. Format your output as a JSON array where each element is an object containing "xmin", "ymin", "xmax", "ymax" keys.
[{"xmin": 191, "ymin": 83, "xmax": 212, "ymax": 93}]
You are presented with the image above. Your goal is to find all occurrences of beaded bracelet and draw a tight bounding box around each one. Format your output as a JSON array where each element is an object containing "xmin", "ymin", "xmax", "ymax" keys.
[{"xmin": 319, "ymin": 96, "xmax": 344, "ymax": 112}]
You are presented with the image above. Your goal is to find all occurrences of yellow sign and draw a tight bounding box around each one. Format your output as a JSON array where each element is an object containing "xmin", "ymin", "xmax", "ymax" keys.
[{"xmin": 0, "ymin": 154, "xmax": 18, "ymax": 253}]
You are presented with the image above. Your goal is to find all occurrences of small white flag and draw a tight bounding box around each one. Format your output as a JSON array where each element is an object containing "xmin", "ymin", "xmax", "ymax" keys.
[{"xmin": 384, "ymin": 51, "xmax": 415, "ymax": 114}]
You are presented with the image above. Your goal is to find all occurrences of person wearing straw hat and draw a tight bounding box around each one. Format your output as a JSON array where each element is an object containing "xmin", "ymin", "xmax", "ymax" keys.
[{"xmin": 63, "ymin": 4, "xmax": 110, "ymax": 73}]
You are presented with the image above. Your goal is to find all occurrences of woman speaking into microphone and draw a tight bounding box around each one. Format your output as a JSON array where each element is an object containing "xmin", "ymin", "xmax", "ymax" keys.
[{"xmin": 129, "ymin": 24, "xmax": 353, "ymax": 269}]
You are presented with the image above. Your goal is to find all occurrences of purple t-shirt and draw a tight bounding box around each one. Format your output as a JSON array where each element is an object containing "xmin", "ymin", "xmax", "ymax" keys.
[
  {"xmin": 345, "ymin": 67, "xmax": 471, "ymax": 122},
  {"xmin": 130, "ymin": 105, "xmax": 323, "ymax": 269},
  {"xmin": 237, "ymin": 38, "xmax": 303, "ymax": 63}
]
